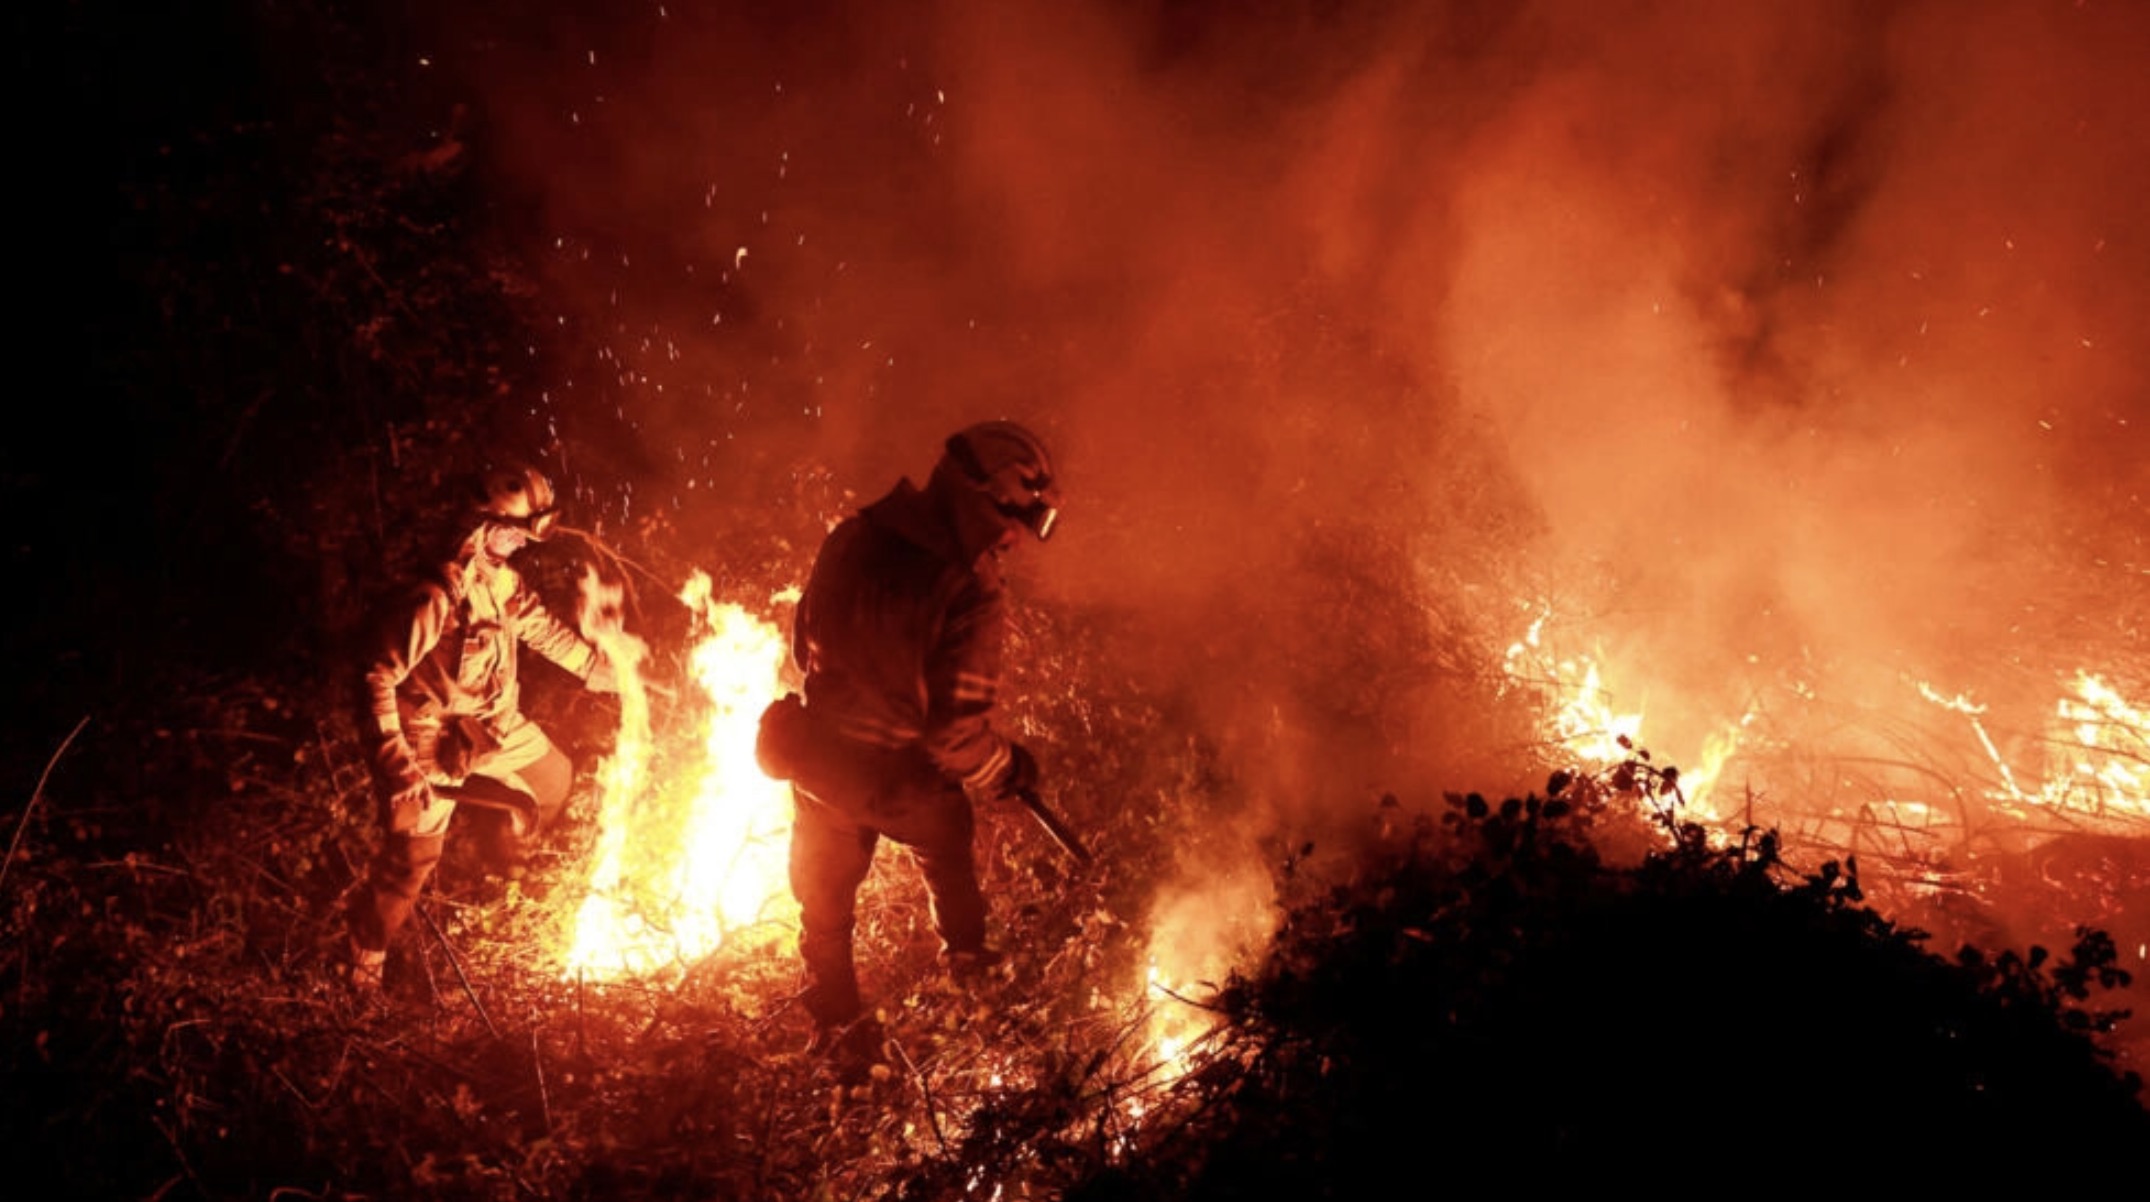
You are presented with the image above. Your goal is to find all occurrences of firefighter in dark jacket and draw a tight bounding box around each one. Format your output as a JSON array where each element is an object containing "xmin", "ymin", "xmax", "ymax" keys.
[
  {"xmin": 767, "ymin": 420, "xmax": 1062, "ymax": 1059},
  {"xmin": 343, "ymin": 461, "xmax": 618, "ymax": 992}
]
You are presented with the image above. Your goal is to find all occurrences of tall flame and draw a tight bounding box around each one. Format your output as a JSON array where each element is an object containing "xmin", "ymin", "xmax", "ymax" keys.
[{"xmin": 565, "ymin": 569, "xmax": 798, "ymax": 979}]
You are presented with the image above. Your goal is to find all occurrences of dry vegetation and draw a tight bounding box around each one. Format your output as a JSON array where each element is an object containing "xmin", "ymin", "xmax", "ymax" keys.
[
  {"xmin": 5, "ymin": 679, "xmax": 2144, "ymax": 1200},
  {"xmin": 11, "ymin": 4, "xmax": 2148, "ymax": 1198}
]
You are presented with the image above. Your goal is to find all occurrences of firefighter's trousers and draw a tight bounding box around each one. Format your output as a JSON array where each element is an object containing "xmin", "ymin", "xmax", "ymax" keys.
[
  {"xmin": 788, "ymin": 778, "xmax": 987, "ymax": 1029},
  {"xmin": 347, "ymin": 714, "xmax": 572, "ymax": 955}
]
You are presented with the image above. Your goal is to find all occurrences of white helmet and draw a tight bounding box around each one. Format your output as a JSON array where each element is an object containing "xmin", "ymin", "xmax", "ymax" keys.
[
  {"xmin": 942, "ymin": 420, "xmax": 1062, "ymax": 541},
  {"xmin": 477, "ymin": 461, "xmax": 561, "ymax": 540}
]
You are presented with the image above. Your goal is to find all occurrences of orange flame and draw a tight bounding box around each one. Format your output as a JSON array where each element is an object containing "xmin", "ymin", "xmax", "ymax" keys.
[
  {"xmin": 1504, "ymin": 610, "xmax": 1748, "ymax": 823},
  {"xmin": 1504, "ymin": 614, "xmax": 1641, "ymax": 765},
  {"xmin": 565, "ymin": 569, "xmax": 798, "ymax": 980},
  {"xmin": 2041, "ymin": 672, "xmax": 2150, "ymax": 823},
  {"xmin": 1916, "ymin": 671, "xmax": 2150, "ymax": 829},
  {"xmin": 1136, "ymin": 863, "xmax": 1276, "ymax": 1086}
]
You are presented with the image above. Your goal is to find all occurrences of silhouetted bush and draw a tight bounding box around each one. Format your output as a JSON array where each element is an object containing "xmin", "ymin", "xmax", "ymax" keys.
[{"xmin": 1030, "ymin": 766, "xmax": 2147, "ymax": 1198}]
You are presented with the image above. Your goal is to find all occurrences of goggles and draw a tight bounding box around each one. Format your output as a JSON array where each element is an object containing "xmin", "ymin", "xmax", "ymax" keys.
[
  {"xmin": 491, "ymin": 505, "xmax": 559, "ymax": 540},
  {"xmin": 950, "ymin": 438, "xmax": 1062, "ymax": 542},
  {"xmin": 995, "ymin": 471, "xmax": 1060, "ymax": 541}
]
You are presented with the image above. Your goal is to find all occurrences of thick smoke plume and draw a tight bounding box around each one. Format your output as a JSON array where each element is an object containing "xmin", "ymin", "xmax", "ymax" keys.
[{"xmin": 407, "ymin": 1, "xmax": 2150, "ymax": 864}]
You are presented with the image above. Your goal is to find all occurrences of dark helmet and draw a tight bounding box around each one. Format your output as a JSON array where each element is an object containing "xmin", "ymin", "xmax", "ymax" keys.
[
  {"xmin": 940, "ymin": 420, "xmax": 1062, "ymax": 541},
  {"xmin": 477, "ymin": 461, "xmax": 561, "ymax": 540}
]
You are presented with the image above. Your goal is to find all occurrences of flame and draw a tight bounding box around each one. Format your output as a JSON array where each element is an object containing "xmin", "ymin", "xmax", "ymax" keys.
[
  {"xmin": 1681, "ymin": 724, "xmax": 1745, "ymax": 821},
  {"xmin": 1506, "ymin": 620, "xmax": 2150, "ymax": 866},
  {"xmin": 2041, "ymin": 672, "xmax": 2150, "ymax": 822},
  {"xmin": 1136, "ymin": 864, "xmax": 1276, "ymax": 1086},
  {"xmin": 1912, "ymin": 670, "xmax": 2150, "ymax": 827},
  {"xmin": 564, "ymin": 569, "xmax": 798, "ymax": 979},
  {"xmin": 1504, "ymin": 615, "xmax": 1642, "ymax": 764},
  {"xmin": 1504, "ymin": 610, "xmax": 1749, "ymax": 822}
]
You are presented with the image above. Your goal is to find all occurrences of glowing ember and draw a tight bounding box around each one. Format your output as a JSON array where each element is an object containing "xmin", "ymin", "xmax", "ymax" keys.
[{"xmin": 565, "ymin": 569, "xmax": 798, "ymax": 979}]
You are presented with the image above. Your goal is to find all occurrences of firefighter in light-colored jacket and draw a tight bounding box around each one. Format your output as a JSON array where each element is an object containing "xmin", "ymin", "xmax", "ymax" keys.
[
  {"xmin": 344, "ymin": 461, "xmax": 617, "ymax": 991},
  {"xmin": 760, "ymin": 420, "xmax": 1062, "ymax": 1061}
]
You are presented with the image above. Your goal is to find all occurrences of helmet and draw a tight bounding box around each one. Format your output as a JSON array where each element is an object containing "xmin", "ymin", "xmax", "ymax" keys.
[
  {"xmin": 477, "ymin": 461, "xmax": 560, "ymax": 540},
  {"xmin": 942, "ymin": 420, "xmax": 1062, "ymax": 541}
]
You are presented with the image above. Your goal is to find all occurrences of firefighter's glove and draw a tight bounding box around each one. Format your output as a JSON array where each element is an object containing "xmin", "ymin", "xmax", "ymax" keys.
[
  {"xmin": 369, "ymin": 734, "xmax": 438, "ymax": 830},
  {"xmin": 586, "ymin": 654, "xmax": 619, "ymax": 695},
  {"xmin": 369, "ymin": 735, "xmax": 422, "ymax": 790},
  {"xmin": 992, "ymin": 742, "xmax": 1041, "ymax": 804}
]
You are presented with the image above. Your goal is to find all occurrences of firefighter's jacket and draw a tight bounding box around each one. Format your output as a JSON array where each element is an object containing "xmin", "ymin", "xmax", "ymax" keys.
[
  {"xmin": 791, "ymin": 479, "xmax": 1015, "ymax": 800},
  {"xmin": 362, "ymin": 538, "xmax": 599, "ymax": 795}
]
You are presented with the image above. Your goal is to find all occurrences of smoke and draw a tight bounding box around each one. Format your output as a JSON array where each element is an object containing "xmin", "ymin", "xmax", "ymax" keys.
[
  {"xmin": 403, "ymin": 0, "xmax": 2150, "ymax": 855},
  {"xmin": 1427, "ymin": 0, "xmax": 2150, "ymax": 775}
]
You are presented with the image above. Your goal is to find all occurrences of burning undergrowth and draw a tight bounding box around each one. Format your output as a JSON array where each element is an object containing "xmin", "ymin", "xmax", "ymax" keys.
[
  {"xmin": 5, "ymin": 545, "xmax": 2146, "ymax": 1199},
  {"xmin": 0, "ymin": 532, "xmax": 1271, "ymax": 1199},
  {"xmin": 1493, "ymin": 591, "xmax": 2150, "ymax": 1055},
  {"xmin": 16, "ymin": 2, "xmax": 2150, "ymax": 1192},
  {"xmin": 10, "ymin": 406, "xmax": 2148, "ymax": 1198}
]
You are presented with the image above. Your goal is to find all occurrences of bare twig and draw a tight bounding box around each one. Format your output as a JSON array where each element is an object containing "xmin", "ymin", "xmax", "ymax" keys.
[
  {"xmin": 81, "ymin": 859, "xmax": 192, "ymax": 876},
  {"xmin": 151, "ymin": 1116, "xmax": 205, "ymax": 1200},
  {"xmin": 418, "ymin": 901, "xmax": 500, "ymax": 1039},
  {"xmin": 890, "ymin": 1036, "xmax": 949, "ymax": 1154},
  {"xmin": 1, "ymin": 714, "xmax": 90, "ymax": 895},
  {"xmin": 372, "ymin": 1035, "xmax": 479, "ymax": 1087},
  {"xmin": 271, "ymin": 1065, "xmax": 322, "ymax": 1112},
  {"xmin": 218, "ymin": 386, "xmax": 276, "ymax": 470},
  {"xmin": 530, "ymin": 1027, "xmax": 553, "ymax": 1132},
  {"xmin": 1148, "ymin": 981, "xmax": 1223, "ymax": 1011},
  {"xmin": 558, "ymin": 524, "xmax": 675, "ymax": 610}
]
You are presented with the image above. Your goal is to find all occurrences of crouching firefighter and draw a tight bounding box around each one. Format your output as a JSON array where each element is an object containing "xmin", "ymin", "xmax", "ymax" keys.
[
  {"xmin": 758, "ymin": 420, "xmax": 1063, "ymax": 1067},
  {"xmin": 342, "ymin": 459, "xmax": 619, "ymax": 993}
]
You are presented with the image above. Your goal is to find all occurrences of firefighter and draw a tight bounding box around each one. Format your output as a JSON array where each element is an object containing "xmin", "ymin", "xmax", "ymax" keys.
[
  {"xmin": 342, "ymin": 460, "xmax": 618, "ymax": 993},
  {"xmin": 760, "ymin": 420, "xmax": 1063, "ymax": 1070}
]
